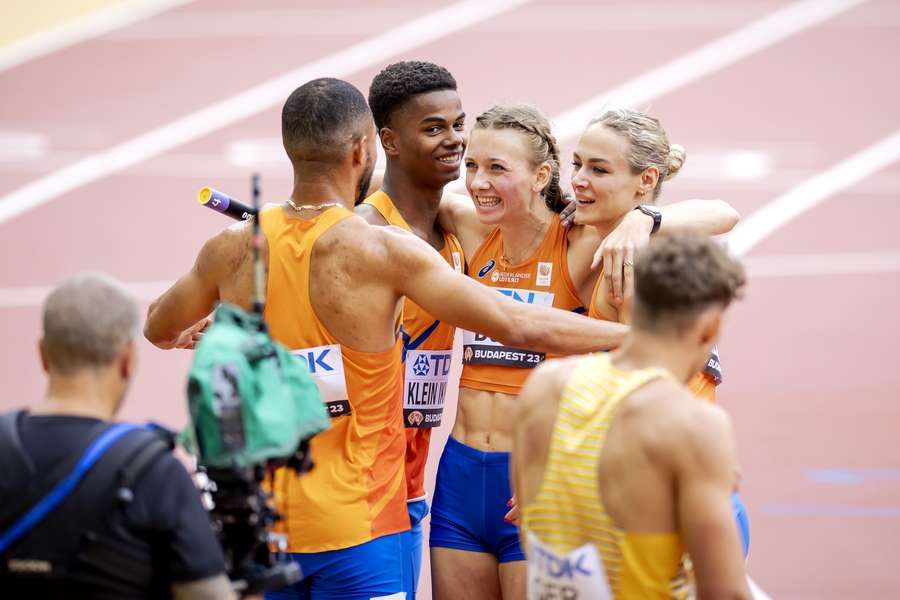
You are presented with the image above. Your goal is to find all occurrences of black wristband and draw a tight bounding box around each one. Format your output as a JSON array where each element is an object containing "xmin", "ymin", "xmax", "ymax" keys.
[{"xmin": 634, "ymin": 204, "xmax": 662, "ymax": 235}]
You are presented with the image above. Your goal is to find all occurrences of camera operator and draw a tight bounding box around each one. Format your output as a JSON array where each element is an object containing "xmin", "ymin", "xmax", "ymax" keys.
[{"xmin": 0, "ymin": 273, "xmax": 236, "ymax": 600}]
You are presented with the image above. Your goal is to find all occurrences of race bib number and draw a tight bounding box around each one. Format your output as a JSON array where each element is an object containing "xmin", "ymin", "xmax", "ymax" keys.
[
  {"xmin": 404, "ymin": 349, "xmax": 452, "ymax": 428},
  {"xmin": 462, "ymin": 288, "xmax": 554, "ymax": 369},
  {"xmin": 527, "ymin": 533, "xmax": 612, "ymax": 600},
  {"xmin": 703, "ymin": 345, "xmax": 723, "ymax": 385},
  {"xmin": 291, "ymin": 344, "xmax": 351, "ymax": 418}
]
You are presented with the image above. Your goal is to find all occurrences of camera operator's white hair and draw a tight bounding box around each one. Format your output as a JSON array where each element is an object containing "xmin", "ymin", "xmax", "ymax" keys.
[{"xmin": 42, "ymin": 273, "xmax": 140, "ymax": 374}]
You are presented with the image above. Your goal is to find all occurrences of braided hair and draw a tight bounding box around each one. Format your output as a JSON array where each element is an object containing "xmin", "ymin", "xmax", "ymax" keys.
[{"xmin": 474, "ymin": 104, "xmax": 566, "ymax": 213}]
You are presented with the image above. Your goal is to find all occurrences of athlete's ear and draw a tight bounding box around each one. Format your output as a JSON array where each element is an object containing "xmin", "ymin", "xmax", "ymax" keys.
[
  {"xmin": 38, "ymin": 338, "xmax": 49, "ymax": 373},
  {"xmin": 532, "ymin": 161, "xmax": 552, "ymax": 193},
  {"xmin": 379, "ymin": 127, "xmax": 400, "ymax": 158},
  {"xmin": 351, "ymin": 135, "xmax": 366, "ymax": 168},
  {"xmin": 638, "ymin": 166, "xmax": 659, "ymax": 197},
  {"xmin": 695, "ymin": 308, "xmax": 722, "ymax": 347}
]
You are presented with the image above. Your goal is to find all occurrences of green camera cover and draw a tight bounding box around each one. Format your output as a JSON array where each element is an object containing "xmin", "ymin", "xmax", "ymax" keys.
[{"xmin": 184, "ymin": 303, "xmax": 329, "ymax": 469}]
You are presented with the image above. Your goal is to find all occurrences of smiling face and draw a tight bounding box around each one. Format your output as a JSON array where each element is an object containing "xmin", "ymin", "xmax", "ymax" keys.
[
  {"xmin": 570, "ymin": 124, "xmax": 647, "ymax": 227},
  {"xmin": 464, "ymin": 128, "xmax": 549, "ymax": 226},
  {"xmin": 383, "ymin": 89, "xmax": 466, "ymax": 189}
]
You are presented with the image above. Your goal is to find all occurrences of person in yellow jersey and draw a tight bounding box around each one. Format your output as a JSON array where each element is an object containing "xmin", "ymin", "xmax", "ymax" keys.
[
  {"xmin": 513, "ymin": 232, "xmax": 751, "ymax": 600},
  {"xmin": 356, "ymin": 61, "xmax": 467, "ymax": 597},
  {"xmin": 429, "ymin": 104, "xmax": 739, "ymax": 600},
  {"xmin": 571, "ymin": 108, "xmax": 749, "ymax": 553},
  {"xmin": 144, "ymin": 77, "xmax": 629, "ymax": 600}
]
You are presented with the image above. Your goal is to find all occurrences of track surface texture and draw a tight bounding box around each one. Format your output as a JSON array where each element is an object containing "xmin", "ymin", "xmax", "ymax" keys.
[{"xmin": 2, "ymin": 1, "xmax": 898, "ymax": 597}]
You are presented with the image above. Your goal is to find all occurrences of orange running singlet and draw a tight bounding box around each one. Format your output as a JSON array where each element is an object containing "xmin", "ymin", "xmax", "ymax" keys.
[
  {"xmin": 460, "ymin": 215, "xmax": 585, "ymax": 395},
  {"xmin": 363, "ymin": 191, "xmax": 464, "ymax": 501},
  {"xmin": 587, "ymin": 274, "xmax": 722, "ymax": 402},
  {"xmin": 260, "ymin": 205, "xmax": 408, "ymax": 552}
]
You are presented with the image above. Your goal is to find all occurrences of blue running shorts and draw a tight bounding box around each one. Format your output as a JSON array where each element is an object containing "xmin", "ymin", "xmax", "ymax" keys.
[
  {"xmin": 429, "ymin": 436, "xmax": 524, "ymax": 563},
  {"xmin": 265, "ymin": 531, "xmax": 407, "ymax": 600},
  {"xmin": 400, "ymin": 499, "xmax": 429, "ymax": 598}
]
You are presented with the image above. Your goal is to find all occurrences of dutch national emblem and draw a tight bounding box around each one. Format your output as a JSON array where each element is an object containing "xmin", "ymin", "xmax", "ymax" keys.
[{"xmin": 536, "ymin": 262, "xmax": 553, "ymax": 287}]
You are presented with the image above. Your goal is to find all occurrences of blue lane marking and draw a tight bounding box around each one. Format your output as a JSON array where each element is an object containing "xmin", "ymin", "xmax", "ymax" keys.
[
  {"xmin": 761, "ymin": 504, "xmax": 900, "ymax": 517},
  {"xmin": 806, "ymin": 469, "xmax": 900, "ymax": 484}
]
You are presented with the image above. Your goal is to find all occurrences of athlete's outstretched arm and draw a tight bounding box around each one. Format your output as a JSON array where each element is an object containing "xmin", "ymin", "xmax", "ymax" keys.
[
  {"xmin": 144, "ymin": 233, "xmax": 227, "ymax": 349},
  {"xmin": 591, "ymin": 199, "xmax": 741, "ymax": 304},
  {"xmin": 675, "ymin": 406, "xmax": 751, "ymax": 600},
  {"xmin": 374, "ymin": 227, "xmax": 626, "ymax": 353}
]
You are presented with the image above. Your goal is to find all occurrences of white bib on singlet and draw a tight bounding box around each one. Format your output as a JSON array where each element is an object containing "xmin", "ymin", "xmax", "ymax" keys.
[
  {"xmin": 527, "ymin": 532, "xmax": 613, "ymax": 600},
  {"xmin": 291, "ymin": 344, "xmax": 351, "ymax": 418}
]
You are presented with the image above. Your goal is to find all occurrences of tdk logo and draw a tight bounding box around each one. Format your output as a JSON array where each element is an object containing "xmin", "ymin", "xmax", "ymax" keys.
[
  {"xmin": 412, "ymin": 354, "xmax": 431, "ymax": 376},
  {"xmin": 297, "ymin": 348, "xmax": 334, "ymax": 373},
  {"xmin": 531, "ymin": 545, "xmax": 593, "ymax": 578},
  {"xmin": 478, "ymin": 259, "xmax": 496, "ymax": 278}
]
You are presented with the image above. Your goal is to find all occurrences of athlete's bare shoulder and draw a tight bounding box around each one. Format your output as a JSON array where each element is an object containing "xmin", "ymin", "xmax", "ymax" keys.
[
  {"xmin": 353, "ymin": 202, "xmax": 389, "ymax": 226},
  {"xmin": 314, "ymin": 213, "xmax": 425, "ymax": 279},
  {"xmin": 518, "ymin": 357, "xmax": 581, "ymax": 423},
  {"xmin": 626, "ymin": 378, "xmax": 735, "ymax": 474},
  {"xmin": 195, "ymin": 219, "xmax": 254, "ymax": 287}
]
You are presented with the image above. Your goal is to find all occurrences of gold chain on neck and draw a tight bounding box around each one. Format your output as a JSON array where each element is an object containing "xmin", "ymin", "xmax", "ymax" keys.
[
  {"xmin": 286, "ymin": 198, "xmax": 343, "ymax": 211},
  {"xmin": 500, "ymin": 222, "xmax": 547, "ymax": 265}
]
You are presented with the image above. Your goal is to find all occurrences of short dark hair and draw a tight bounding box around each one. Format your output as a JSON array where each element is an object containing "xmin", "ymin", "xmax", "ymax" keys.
[
  {"xmin": 632, "ymin": 232, "xmax": 746, "ymax": 334},
  {"xmin": 368, "ymin": 61, "xmax": 457, "ymax": 130},
  {"xmin": 281, "ymin": 77, "xmax": 371, "ymax": 163}
]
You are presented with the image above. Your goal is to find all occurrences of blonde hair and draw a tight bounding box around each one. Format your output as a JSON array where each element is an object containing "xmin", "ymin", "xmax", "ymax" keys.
[
  {"xmin": 474, "ymin": 104, "xmax": 566, "ymax": 212},
  {"xmin": 589, "ymin": 108, "xmax": 686, "ymax": 199}
]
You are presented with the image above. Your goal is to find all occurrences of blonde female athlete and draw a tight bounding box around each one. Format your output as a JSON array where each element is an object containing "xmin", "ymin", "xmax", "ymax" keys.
[
  {"xmin": 430, "ymin": 104, "xmax": 740, "ymax": 600},
  {"xmin": 572, "ymin": 107, "xmax": 750, "ymax": 555}
]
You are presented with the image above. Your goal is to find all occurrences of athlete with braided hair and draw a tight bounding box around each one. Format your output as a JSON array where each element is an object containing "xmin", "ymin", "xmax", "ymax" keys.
[{"xmin": 430, "ymin": 103, "xmax": 741, "ymax": 600}]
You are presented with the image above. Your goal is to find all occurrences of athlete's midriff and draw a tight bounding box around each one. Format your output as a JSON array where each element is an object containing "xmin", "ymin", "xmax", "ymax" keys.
[{"xmin": 450, "ymin": 387, "xmax": 518, "ymax": 452}]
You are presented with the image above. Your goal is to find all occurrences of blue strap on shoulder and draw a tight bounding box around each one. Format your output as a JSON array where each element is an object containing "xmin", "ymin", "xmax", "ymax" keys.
[
  {"xmin": 0, "ymin": 422, "xmax": 142, "ymax": 553},
  {"xmin": 400, "ymin": 319, "xmax": 441, "ymax": 362}
]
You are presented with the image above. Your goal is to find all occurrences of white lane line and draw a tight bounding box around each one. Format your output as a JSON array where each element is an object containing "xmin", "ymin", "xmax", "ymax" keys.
[
  {"xmin": 552, "ymin": 0, "xmax": 867, "ymax": 142},
  {"xmin": 0, "ymin": 280, "xmax": 172, "ymax": 309},
  {"xmin": 729, "ymin": 129, "xmax": 900, "ymax": 256},
  {"xmin": 0, "ymin": 0, "xmax": 191, "ymax": 74},
  {"xmin": 745, "ymin": 252, "xmax": 900, "ymax": 277},
  {"xmin": 749, "ymin": 576, "xmax": 774, "ymax": 600},
  {"xmin": 0, "ymin": 0, "xmax": 532, "ymax": 226}
]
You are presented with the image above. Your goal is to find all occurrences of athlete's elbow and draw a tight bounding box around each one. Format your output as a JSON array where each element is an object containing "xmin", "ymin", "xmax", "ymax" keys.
[
  {"xmin": 714, "ymin": 199, "xmax": 741, "ymax": 233},
  {"xmin": 143, "ymin": 306, "xmax": 175, "ymax": 349}
]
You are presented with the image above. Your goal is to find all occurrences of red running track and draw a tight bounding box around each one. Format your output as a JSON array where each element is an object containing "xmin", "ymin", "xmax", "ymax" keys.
[{"xmin": 1, "ymin": 1, "xmax": 899, "ymax": 597}]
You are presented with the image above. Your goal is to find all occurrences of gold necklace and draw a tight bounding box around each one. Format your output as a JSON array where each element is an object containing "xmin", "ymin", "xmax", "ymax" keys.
[
  {"xmin": 286, "ymin": 198, "xmax": 343, "ymax": 211},
  {"xmin": 500, "ymin": 223, "xmax": 547, "ymax": 265}
]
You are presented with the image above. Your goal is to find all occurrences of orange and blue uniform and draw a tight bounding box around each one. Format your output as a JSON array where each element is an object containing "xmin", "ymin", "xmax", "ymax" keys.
[
  {"xmin": 431, "ymin": 215, "xmax": 584, "ymax": 564},
  {"xmin": 362, "ymin": 191, "xmax": 463, "ymax": 590},
  {"xmin": 459, "ymin": 215, "xmax": 585, "ymax": 395},
  {"xmin": 260, "ymin": 205, "xmax": 410, "ymax": 599}
]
